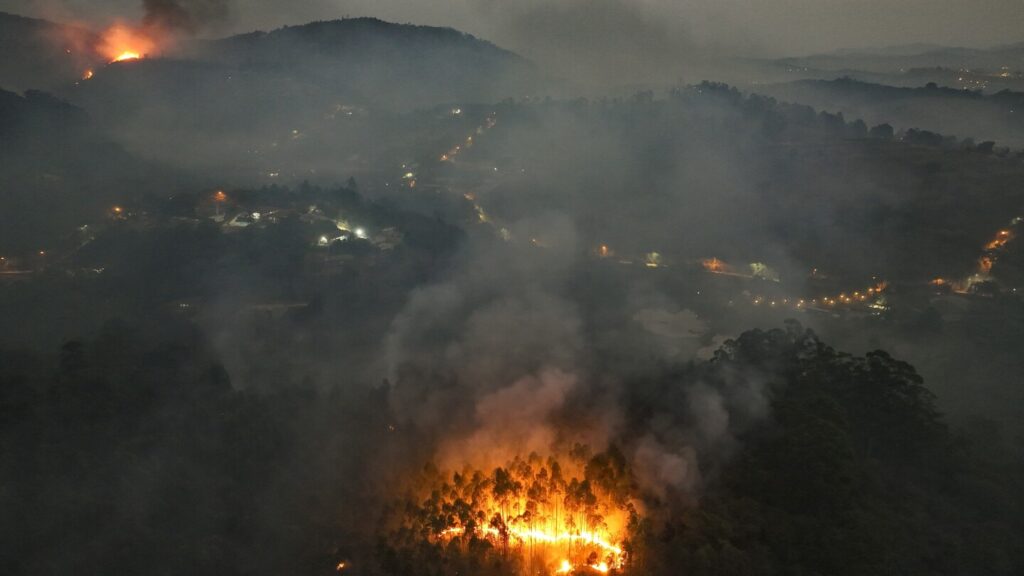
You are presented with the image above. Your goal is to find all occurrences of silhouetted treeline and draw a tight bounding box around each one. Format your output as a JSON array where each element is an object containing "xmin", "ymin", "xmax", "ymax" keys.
[
  {"xmin": 631, "ymin": 323, "xmax": 1024, "ymax": 576},
  {"xmin": 0, "ymin": 317, "xmax": 392, "ymax": 575},
  {"xmin": 3, "ymin": 323, "xmax": 1020, "ymax": 575},
  {"xmin": 763, "ymin": 77, "xmax": 1024, "ymax": 148}
]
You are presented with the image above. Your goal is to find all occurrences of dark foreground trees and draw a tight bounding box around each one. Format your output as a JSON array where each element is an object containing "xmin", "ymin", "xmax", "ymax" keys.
[
  {"xmin": 0, "ymin": 319, "xmax": 389, "ymax": 576},
  {"xmin": 635, "ymin": 323, "xmax": 1024, "ymax": 576},
  {"xmin": 1, "ymin": 321, "xmax": 1021, "ymax": 575}
]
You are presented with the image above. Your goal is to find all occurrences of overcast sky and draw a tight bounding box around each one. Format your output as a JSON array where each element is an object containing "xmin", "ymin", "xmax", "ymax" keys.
[{"xmin": 6, "ymin": 0, "xmax": 1023, "ymax": 58}]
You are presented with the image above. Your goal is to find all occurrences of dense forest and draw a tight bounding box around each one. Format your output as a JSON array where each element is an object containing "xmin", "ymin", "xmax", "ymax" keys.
[{"xmin": 3, "ymin": 323, "xmax": 1020, "ymax": 575}]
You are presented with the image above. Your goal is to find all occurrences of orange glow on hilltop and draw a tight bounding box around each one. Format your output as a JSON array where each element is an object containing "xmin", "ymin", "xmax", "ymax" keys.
[
  {"xmin": 97, "ymin": 24, "xmax": 158, "ymax": 63},
  {"xmin": 113, "ymin": 51, "xmax": 141, "ymax": 62}
]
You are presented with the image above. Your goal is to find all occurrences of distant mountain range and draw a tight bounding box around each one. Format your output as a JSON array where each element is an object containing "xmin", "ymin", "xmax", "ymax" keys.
[
  {"xmin": 777, "ymin": 41, "xmax": 1024, "ymax": 74},
  {"xmin": 760, "ymin": 77, "xmax": 1024, "ymax": 147},
  {"xmin": 742, "ymin": 40, "xmax": 1024, "ymax": 98}
]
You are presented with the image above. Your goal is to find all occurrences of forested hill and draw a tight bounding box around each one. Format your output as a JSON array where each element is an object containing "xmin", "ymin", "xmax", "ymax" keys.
[
  {"xmin": 207, "ymin": 18, "xmax": 522, "ymax": 65},
  {"xmin": 0, "ymin": 88, "xmax": 186, "ymax": 252},
  {"xmin": 0, "ymin": 11, "xmax": 99, "ymax": 92},
  {"xmin": 189, "ymin": 17, "xmax": 537, "ymax": 109},
  {"xmin": 638, "ymin": 324, "xmax": 1024, "ymax": 576}
]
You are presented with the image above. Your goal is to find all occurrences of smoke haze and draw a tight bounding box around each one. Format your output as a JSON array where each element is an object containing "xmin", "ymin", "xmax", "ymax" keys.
[{"xmin": 2, "ymin": 2, "xmax": 1024, "ymax": 575}]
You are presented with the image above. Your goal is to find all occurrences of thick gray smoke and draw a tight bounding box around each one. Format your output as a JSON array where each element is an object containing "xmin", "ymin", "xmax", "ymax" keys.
[{"xmin": 381, "ymin": 209, "xmax": 772, "ymax": 503}]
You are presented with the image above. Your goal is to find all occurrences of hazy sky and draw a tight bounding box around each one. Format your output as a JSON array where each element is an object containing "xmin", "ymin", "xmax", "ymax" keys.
[{"xmin": 6, "ymin": 0, "xmax": 1024, "ymax": 58}]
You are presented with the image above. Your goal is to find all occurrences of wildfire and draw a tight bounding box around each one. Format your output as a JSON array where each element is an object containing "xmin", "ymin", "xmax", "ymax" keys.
[
  {"xmin": 383, "ymin": 449, "xmax": 636, "ymax": 575},
  {"xmin": 97, "ymin": 23, "xmax": 158, "ymax": 63},
  {"xmin": 439, "ymin": 525, "xmax": 623, "ymax": 560},
  {"xmin": 114, "ymin": 51, "xmax": 142, "ymax": 62}
]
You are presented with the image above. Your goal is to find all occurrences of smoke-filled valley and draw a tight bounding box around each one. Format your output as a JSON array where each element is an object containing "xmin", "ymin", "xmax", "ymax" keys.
[{"xmin": 1, "ymin": 4, "xmax": 1023, "ymax": 576}]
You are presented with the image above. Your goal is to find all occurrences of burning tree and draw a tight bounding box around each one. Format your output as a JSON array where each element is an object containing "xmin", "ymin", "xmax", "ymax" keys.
[{"xmin": 377, "ymin": 446, "xmax": 641, "ymax": 576}]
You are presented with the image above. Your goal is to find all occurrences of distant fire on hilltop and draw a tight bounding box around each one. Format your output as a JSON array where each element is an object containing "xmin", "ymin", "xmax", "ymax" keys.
[{"xmin": 97, "ymin": 23, "xmax": 159, "ymax": 63}]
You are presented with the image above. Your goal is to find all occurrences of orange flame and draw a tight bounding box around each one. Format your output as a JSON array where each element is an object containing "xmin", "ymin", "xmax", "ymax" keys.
[
  {"xmin": 97, "ymin": 23, "xmax": 158, "ymax": 63},
  {"xmin": 395, "ymin": 451, "xmax": 632, "ymax": 575},
  {"xmin": 114, "ymin": 51, "xmax": 142, "ymax": 62}
]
